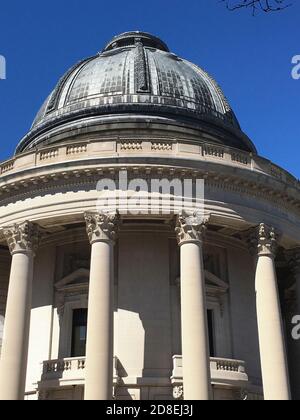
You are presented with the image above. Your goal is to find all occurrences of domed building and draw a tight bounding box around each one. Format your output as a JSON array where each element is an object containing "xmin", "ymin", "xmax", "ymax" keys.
[{"xmin": 0, "ymin": 31, "xmax": 299, "ymax": 400}]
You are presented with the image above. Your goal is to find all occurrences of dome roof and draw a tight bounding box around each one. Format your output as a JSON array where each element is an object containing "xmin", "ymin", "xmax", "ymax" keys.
[{"xmin": 16, "ymin": 32, "xmax": 256, "ymax": 154}]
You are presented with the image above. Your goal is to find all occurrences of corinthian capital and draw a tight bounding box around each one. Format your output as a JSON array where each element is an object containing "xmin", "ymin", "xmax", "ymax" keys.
[
  {"xmin": 84, "ymin": 212, "xmax": 119, "ymax": 245},
  {"xmin": 248, "ymin": 223, "xmax": 278, "ymax": 257},
  {"xmin": 3, "ymin": 221, "xmax": 41, "ymax": 256},
  {"xmin": 175, "ymin": 212, "xmax": 209, "ymax": 245},
  {"xmin": 173, "ymin": 385, "xmax": 184, "ymax": 400}
]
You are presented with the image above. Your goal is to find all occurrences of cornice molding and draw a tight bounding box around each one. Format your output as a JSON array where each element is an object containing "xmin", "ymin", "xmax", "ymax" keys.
[{"xmin": 0, "ymin": 165, "xmax": 299, "ymax": 219}]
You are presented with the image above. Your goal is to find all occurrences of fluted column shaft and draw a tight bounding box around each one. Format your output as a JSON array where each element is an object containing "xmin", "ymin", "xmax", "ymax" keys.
[
  {"xmin": 176, "ymin": 214, "xmax": 212, "ymax": 400},
  {"xmin": 0, "ymin": 222, "xmax": 39, "ymax": 400},
  {"xmin": 84, "ymin": 213, "xmax": 118, "ymax": 401},
  {"xmin": 253, "ymin": 224, "xmax": 290, "ymax": 400}
]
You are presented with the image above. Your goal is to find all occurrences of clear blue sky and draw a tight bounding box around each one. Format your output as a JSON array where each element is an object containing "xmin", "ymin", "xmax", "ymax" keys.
[{"xmin": 0, "ymin": 1, "xmax": 299, "ymax": 177}]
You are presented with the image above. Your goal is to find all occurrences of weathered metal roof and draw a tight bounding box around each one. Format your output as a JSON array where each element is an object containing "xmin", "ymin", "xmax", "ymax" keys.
[{"xmin": 16, "ymin": 32, "xmax": 255, "ymax": 153}]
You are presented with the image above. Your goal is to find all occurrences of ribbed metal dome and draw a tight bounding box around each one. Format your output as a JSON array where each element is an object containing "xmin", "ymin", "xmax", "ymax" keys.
[{"xmin": 16, "ymin": 32, "xmax": 256, "ymax": 153}]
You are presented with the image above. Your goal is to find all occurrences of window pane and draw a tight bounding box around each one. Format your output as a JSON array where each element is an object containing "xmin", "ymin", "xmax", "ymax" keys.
[
  {"xmin": 207, "ymin": 310, "xmax": 215, "ymax": 357},
  {"xmin": 71, "ymin": 309, "xmax": 87, "ymax": 357}
]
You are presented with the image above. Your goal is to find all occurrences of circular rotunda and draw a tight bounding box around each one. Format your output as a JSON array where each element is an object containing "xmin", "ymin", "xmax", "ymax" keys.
[{"xmin": 0, "ymin": 31, "xmax": 299, "ymax": 401}]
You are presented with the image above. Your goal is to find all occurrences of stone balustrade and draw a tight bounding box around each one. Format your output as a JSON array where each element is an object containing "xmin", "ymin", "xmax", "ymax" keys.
[
  {"xmin": 214, "ymin": 358, "xmax": 243, "ymax": 372},
  {"xmin": 40, "ymin": 356, "xmax": 119, "ymax": 388},
  {"xmin": 42, "ymin": 357, "xmax": 86, "ymax": 375},
  {"xmin": 42, "ymin": 355, "xmax": 248, "ymax": 385},
  {"xmin": 0, "ymin": 160, "xmax": 14, "ymax": 175},
  {"xmin": 171, "ymin": 355, "xmax": 249, "ymax": 386},
  {"xmin": 39, "ymin": 355, "xmax": 253, "ymax": 398},
  {"xmin": 0, "ymin": 138, "xmax": 298, "ymax": 192}
]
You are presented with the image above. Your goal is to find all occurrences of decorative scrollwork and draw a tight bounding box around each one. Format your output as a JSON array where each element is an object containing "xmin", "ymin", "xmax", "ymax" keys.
[
  {"xmin": 84, "ymin": 212, "xmax": 119, "ymax": 244},
  {"xmin": 3, "ymin": 221, "xmax": 41, "ymax": 255},
  {"xmin": 173, "ymin": 385, "xmax": 184, "ymax": 400},
  {"xmin": 175, "ymin": 212, "xmax": 209, "ymax": 245},
  {"xmin": 248, "ymin": 223, "xmax": 278, "ymax": 257},
  {"xmin": 134, "ymin": 40, "xmax": 149, "ymax": 93}
]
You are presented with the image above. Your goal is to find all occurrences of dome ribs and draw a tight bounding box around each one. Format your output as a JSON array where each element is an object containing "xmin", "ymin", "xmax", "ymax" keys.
[
  {"xmin": 134, "ymin": 41, "xmax": 150, "ymax": 93},
  {"xmin": 46, "ymin": 56, "xmax": 96, "ymax": 115},
  {"xmin": 15, "ymin": 32, "xmax": 257, "ymax": 155}
]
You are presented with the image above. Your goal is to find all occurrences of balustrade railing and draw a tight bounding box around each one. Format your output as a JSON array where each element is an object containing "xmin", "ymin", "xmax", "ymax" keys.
[
  {"xmin": 41, "ymin": 356, "xmax": 118, "ymax": 385},
  {"xmin": 171, "ymin": 355, "xmax": 248, "ymax": 384},
  {"xmin": 0, "ymin": 139, "xmax": 298, "ymax": 193}
]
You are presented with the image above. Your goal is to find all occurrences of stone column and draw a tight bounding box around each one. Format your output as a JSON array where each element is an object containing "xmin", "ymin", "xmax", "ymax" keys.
[
  {"xmin": 175, "ymin": 213, "xmax": 212, "ymax": 400},
  {"xmin": 84, "ymin": 212, "xmax": 118, "ymax": 401},
  {"xmin": 0, "ymin": 221, "xmax": 40, "ymax": 400},
  {"xmin": 252, "ymin": 224, "xmax": 290, "ymax": 400}
]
